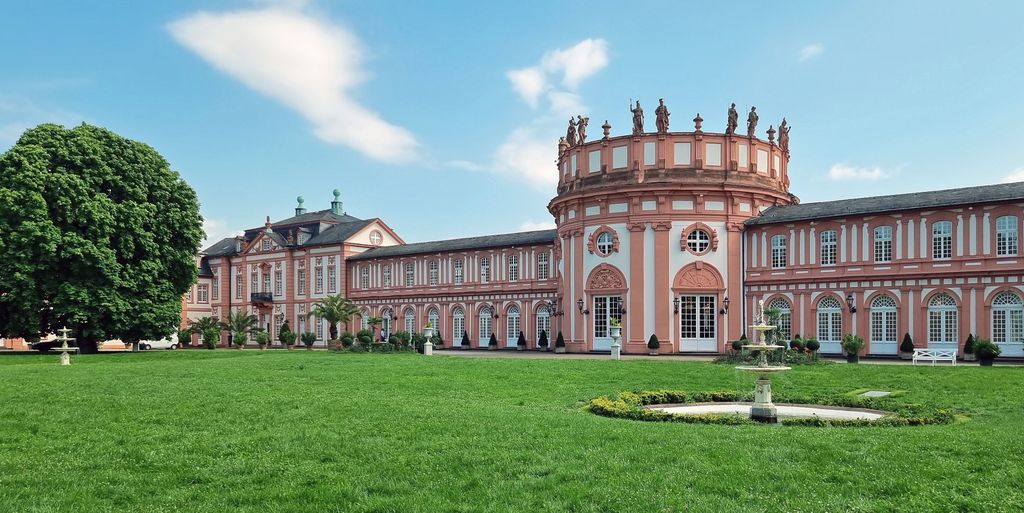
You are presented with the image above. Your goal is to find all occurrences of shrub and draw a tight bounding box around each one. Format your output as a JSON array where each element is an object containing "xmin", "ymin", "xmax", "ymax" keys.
[
  {"xmin": 555, "ymin": 332, "xmax": 565, "ymax": 348},
  {"xmin": 842, "ymin": 334, "xmax": 865, "ymax": 354},
  {"xmin": 461, "ymin": 331, "xmax": 470, "ymax": 348},
  {"xmin": 789, "ymin": 337, "xmax": 805, "ymax": 351},
  {"xmin": 538, "ymin": 330, "xmax": 549, "ymax": 348},
  {"xmin": 517, "ymin": 331, "xmax": 527, "ymax": 348},
  {"xmin": 973, "ymin": 338, "xmax": 1001, "ymax": 360},
  {"xmin": 805, "ymin": 338, "xmax": 820, "ymax": 352},
  {"xmin": 488, "ymin": 333, "xmax": 498, "ymax": 348},
  {"xmin": 340, "ymin": 332, "xmax": 355, "ymax": 348},
  {"xmin": 963, "ymin": 334, "xmax": 976, "ymax": 355},
  {"xmin": 233, "ymin": 332, "xmax": 247, "ymax": 346},
  {"xmin": 393, "ymin": 331, "xmax": 411, "ymax": 348},
  {"xmin": 412, "ymin": 333, "xmax": 428, "ymax": 352},
  {"xmin": 900, "ymin": 333, "xmax": 914, "ymax": 353},
  {"xmin": 300, "ymin": 332, "xmax": 316, "ymax": 348},
  {"xmin": 731, "ymin": 339, "xmax": 743, "ymax": 351},
  {"xmin": 177, "ymin": 329, "xmax": 193, "ymax": 347},
  {"xmin": 356, "ymin": 329, "xmax": 373, "ymax": 346},
  {"xmin": 387, "ymin": 335, "xmax": 399, "ymax": 346},
  {"xmin": 278, "ymin": 320, "xmax": 293, "ymax": 345},
  {"xmin": 431, "ymin": 333, "xmax": 443, "ymax": 347},
  {"xmin": 647, "ymin": 334, "xmax": 660, "ymax": 349},
  {"xmin": 255, "ymin": 330, "xmax": 270, "ymax": 346},
  {"xmin": 202, "ymin": 328, "xmax": 220, "ymax": 349}
]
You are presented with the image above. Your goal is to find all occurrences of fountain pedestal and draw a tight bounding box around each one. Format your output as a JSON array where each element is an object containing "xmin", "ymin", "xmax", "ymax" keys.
[{"xmin": 752, "ymin": 377, "xmax": 777, "ymax": 423}]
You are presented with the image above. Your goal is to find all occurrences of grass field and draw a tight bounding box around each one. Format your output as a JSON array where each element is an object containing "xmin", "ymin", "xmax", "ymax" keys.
[{"xmin": 1, "ymin": 351, "xmax": 1022, "ymax": 512}]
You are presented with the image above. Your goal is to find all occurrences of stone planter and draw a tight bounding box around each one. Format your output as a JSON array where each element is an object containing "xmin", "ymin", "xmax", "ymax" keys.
[
  {"xmin": 517, "ymin": 345, "xmax": 525, "ymax": 351},
  {"xmin": 609, "ymin": 326, "xmax": 622, "ymax": 339},
  {"xmin": 846, "ymin": 354, "xmax": 860, "ymax": 364},
  {"xmin": 649, "ymin": 349, "xmax": 659, "ymax": 356},
  {"xmin": 258, "ymin": 345, "xmax": 267, "ymax": 351},
  {"xmin": 555, "ymin": 347, "xmax": 565, "ymax": 354},
  {"xmin": 980, "ymin": 358, "xmax": 994, "ymax": 366},
  {"xmin": 963, "ymin": 353, "xmax": 976, "ymax": 362},
  {"xmin": 286, "ymin": 344, "xmax": 294, "ymax": 350},
  {"xmin": 488, "ymin": 345, "xmax": 497, "ymax": 351},
  {"xmin": 899, "ymin": 351, "xmax": 913, "ymax": 360}
]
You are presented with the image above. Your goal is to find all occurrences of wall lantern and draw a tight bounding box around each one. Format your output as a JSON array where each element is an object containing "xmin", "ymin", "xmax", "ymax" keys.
[
  {"xmin": 846, "ymin": 293, "xmax": 857, "ymax": 313},
  {"xmin": 577, "ymin": 298, "xmax": 589, "ymax": 315},
  {"xmin": 673, "ymin": 297, "xmax": 680, "ymax": 314},
  {"xmin": 719, "ymin": 297, "xmax": 730, "ymax": 316}
]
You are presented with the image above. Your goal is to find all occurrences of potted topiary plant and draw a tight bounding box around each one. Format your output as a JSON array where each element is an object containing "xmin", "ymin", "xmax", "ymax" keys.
[
  {"xmin": 517, "ymin": 331, "xmax": 527, "ymax": 351},
  {"xmin": 899, "ymin": 333, "xmax": 914, "ymax": 360},
  {"xmin": 537, "ymin": 330, "xmax": 549, "ymax": 351},
  {"xmin": 647, "ymin": 334, "xmax": 660, "ymax": 356},
  {"xmin": 233, "ymin": 331, "xmax": 247, "ymax": 349},
  {"xmin": 340, "ymin": 332, "xmax": 355, "ymax": 349},
  {"xmin": 963, "ymin": 334, "xmax": 976, "ymax": 362},
  {"xmin": 731, "ymin": 339, "xmax": 743, "ymax": 354},
  {"xmin": 279, "ymin": 321, "xmax": 296, "ymax": 350},
  {"xmin": 356, "ymin": 329, "xmax": 373, "ymax": 348},
  {"xmin": 554, "ymin": 331, "xmax": 566, "ymax": 354},
  {"xmin": 842, "ymin": 334, "xmax": 865, "ymax": 363},
  {"xmin": 255, "ymin": 329, "xmax": 270, "ymax": 350},
  {"xmin": 789, "ymin": 336, "xmax": 805, "ymax": 352},
  {"xmin": 301, "ymin": 331, "xmax": 316, "ymax": 350},
  {"xmin": 973, "ymin": 338, "xmax": 1001, "ymax": 366},
  {"xmin": 488, "ymin": 333, "xmax": 498, "ymax": 350},
  {"xmin": 202, "ymin": 328, "xmax": 219, "ymax": 350},
  {"xmin": 804, "ymin": 337, "xmax": 820, "ymax": 354},
  {"xmin": 178, "ymin": 329, "xmax": 193, "ymax": 348},
  {"xmin": 461, "ymin": 331, "xmax": 471, "ymax": 349}
]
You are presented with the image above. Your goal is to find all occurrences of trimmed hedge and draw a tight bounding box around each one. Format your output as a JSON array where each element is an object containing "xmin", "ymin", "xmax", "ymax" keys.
[{"xmin": 588, "ymin": 389, "xmax": 955, "ymax": 427}]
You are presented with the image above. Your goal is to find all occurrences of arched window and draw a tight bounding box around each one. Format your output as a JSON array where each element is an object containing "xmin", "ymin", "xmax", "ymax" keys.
[
  {"xmin": 428, "ymin": 307, "xmax": 439, "ymax": 333},
  {"xmin": 771, "ymin": 235, "xmax": 787, "ymax": 269},
  {"xmin": 380, "ymin": 308, "xmax": 393, "ymax": 338},
  {"xmin": 597, "ymin": 232, "xmax": 614, "ymax": 256},
  {"xmin": 874, "ymin": 226, "xmax": 893, "ymax": 263},
  {"xmin": 507, "ymin": 305, "xmax": 521, "ymax": 344},
  {"xmin": 819, "ymin": 230, "xmax": 837, "ymax": 266},
  {"xmin": 479, "ymin": 307, "xmax": 493, "ymax": 344},
  {"xmin": 927, "ymin": 293, "xmax": 958, "ymax": 344},
  {"xmin": 453, "ymin": 307, "xmax": 465, "ymax": 343},
  {"xmin": 932, "ymin": 221, "xmax": 952, "ymax": 260},
  {"xmin": 767, "ymin": 298, "xmax": 791, "ymax": 342},
  {"xmin": 536, "ymin": 306, "xmax": 551, "ymax": 342},
  {"xmin": 992, "ymin": 292, "xmax": 1023, "ymax": 345},
  {"xmin": 870, "ymin": 295, "xmax": 897, "ymax": 345},
  {"xmin": 404, "ymin": 308, "xmax": 416, "ymax": 333},
  {"xmin": 996, "ymin": 216, "xmax": 1018, "ymax": 256},
  {"xmin": 817, "ymin": 296, "xmax": 842, "ymax": 344}
]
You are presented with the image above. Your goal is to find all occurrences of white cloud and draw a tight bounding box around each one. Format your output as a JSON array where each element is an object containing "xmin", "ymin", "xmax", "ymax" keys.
[
  {"xmin": 506, "ymin": 67, "xmax": 546, "ymax": 108},
  {"xmin": 799, "ymin": 44, "xmax": 824, "ymax": 62},
  {"xmin": 202, "ymin": 218, "xmax": 243, "ymax": 244},
  {"xmin": 519, "ymin": 220, "xmax": 556, "ymax": 231},
  {"xmin": 546, "ymin": 91, "xmax": 585, "ymax": 118},
  {"xmin": 168, "ymin": 7, "xmax": 418, "ymax": 163},
  {"xmin": 494, "ymin": 127, "xmax": 559, "ymax": 192},
  {"xmin": 541, "ymin": 38, "xmax": 609, "ymax": 89},
  {"xmin": 444, "ymin": 159, "xmax": 483, "ymax": 172},
  {"xmin": 828, "ymin": 163, "xmax": 892, "ymax": 181},
  {"xmin": 1002, "ymin": 167, "xmax": 1024, "ymax": 183}
]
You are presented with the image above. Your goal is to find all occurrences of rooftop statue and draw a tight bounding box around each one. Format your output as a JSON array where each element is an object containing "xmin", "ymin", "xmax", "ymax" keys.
[
  {"xmin": 630, "ymin": 99, "xmax": 644, "ymax": 136},
  {"xmin": 746, "ymin": 106, "xmax": 758, "ymax": 137},
  {"xmin": 726, "ymin": 103, "xmax": 739, "ymax": 135},
  {"xmin": 577, "ymin": 115, "xmax": 589, "ymax": 144},
  {"xmin": 655, "ymin": 98, "xmax": 670, "ymax": 133},
  {"xmin": 779, "ymin": 118, "xmax": 791, "ymax": 153},
  {"xmin": 566, "ymin": 117, "xmax": 578, "ymax": 147}
]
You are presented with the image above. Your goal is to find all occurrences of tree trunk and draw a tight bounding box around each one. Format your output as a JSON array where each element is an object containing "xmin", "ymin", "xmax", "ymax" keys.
[
  {"xmin": 329, "ymin": 323, "xmax": 338, "ymax": 341},
  {"xmin": 78, "ymin": 338, "xmax": 99, "ymax": 354},
  {"xmin": 132, "ymin": 341, "xmax": 140, "ymax": 352}
]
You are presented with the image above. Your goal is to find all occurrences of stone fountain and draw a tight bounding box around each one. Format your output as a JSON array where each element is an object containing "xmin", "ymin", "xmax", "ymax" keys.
[
  {"xmin": 54, "ymin": 327, "xmax": 77, "ymax": 366},
  {"xmin": 736, "ymin": 300, "xmax": 790, "ymax": 423}
]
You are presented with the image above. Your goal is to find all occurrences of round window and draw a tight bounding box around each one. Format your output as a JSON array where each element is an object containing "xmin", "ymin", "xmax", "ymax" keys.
[
  {"xmin": 686, "ymin": 229, "xmax": 711, "ymax": 254},
  {"xmin": 369, "ymin": 230, "xmax": 383, "ymax": 246},
  {"xmin": 597, "ymin": 232, "xmax": 614, "ymax": 255}
]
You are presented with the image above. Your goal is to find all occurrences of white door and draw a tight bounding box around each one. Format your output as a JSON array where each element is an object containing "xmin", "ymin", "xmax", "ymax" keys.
[
  {"xmin": 592, "ymin": 296, "xmax": 622, "ymax": 351},
  {"xmin": 679, "ymin": 295, "xmax": 717, "ymax": 352}
]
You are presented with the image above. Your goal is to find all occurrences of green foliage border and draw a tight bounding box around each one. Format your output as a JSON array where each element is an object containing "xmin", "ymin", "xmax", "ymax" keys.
[{"xmin": 588, "ymin": 389, "xmax": 956, "ymax": 427}]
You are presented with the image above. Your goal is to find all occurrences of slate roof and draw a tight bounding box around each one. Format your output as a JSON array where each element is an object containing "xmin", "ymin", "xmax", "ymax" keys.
[
  {"xmin": 202, "ymin": 237, "xmax": 240, "ymax": 257},
  {"xmin": 747, "ymin": 181, "xmax": 1024, "ymax": 226},
  {"xmin": 305, "ymin": 219, "xmax": 376, "ymax": 246},
  {"xmin": 270, "ymin": 209, "xmax": 362, "ymax": 227},
  {"xmin": 348, "ymin": 229, "xmax": 558, "ymax": 260}
]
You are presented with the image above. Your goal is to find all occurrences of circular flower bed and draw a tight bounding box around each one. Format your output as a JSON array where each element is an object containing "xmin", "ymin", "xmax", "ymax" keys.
[{"xmin": 588, "ymin": 389, "xmax": 955, "ymax": 427}]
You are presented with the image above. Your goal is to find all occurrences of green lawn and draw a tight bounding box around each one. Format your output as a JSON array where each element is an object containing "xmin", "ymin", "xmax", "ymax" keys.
[{"xmin": 0, "ymin": 351, "xmax": 1022, "ymax": 512}]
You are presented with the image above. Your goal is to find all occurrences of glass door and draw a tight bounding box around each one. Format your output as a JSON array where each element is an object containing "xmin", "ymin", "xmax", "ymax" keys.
[
  {"xmin": 679, "ymin": 295, "xmax": 716, "ymax": 352},
  {"xmin": 592, "ymin": 296, "xmax": 622, "ymax": 351}
]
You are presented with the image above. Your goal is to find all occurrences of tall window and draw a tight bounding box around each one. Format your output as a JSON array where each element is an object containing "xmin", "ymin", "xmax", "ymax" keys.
[
  {"xmin": 404, "ymin": 308, "xmax": 415, "ymax": 333},
  {"xmin": 507, "ymin": 305, "xmax": 521, "ymax": 343},
  {"xmin": 678, "ymin": 295, "xmax": 714, "ymax": 340},
  {"xmin": 315, "ymin": 265, "xmax": 324, "ymax": 294},
  {"xmin": 817, "ymin": 297, "xmax": 842, "ymax": 344},
  {"xmin": 211, "ymin": 271, "xmax": 219, "ymax": 300},
  {"xmin": 235, "ymin": 273, "xmax": 243, "ymax": 300},
  {"xmin": 315, "ymin": 316, "xmax": 323, "ymax": 340},
  {"xmin": 996, "ymin": 215, "xmax": 1018, "ymax": 256},
  {"xmin": 454, "ymin": 259, "xmax": 464, "ymax": 285},
  {"xmin": 250, "ymin": 269, "xmax": 258, "ymax": 295},
  {"xmin": 405, "ymin": 263, "xmax": 415, "ymax": 287},
  {"xmin": 991, "ymin": 292, "xmax": 1023, "ymax": 345},
  {"xmin": 327, "ymin": 265, "xmax": 337, "ymax": 293},
  {"xmin": 870, "ymin": 295, "xmax": 898, "ymax": 345},
  {"xmin": 927, "ymin": 293, "xmax": 958, "ymax": 344},
  {"xmin": 508, "ymin": 255, "xmax": 519, "ymax": 282},
  {"xmin": 480, "ymin": 257, "xmax": 490, "ymax": 283},
  {"xmin": 380, "ymin": 309, "xmax": 393, "ymax": 338},
  {"xmin": 274, "ymin": 269, "xmax": 283, "ymax": 296},
  {"xmin": 382, "ymin": 265, "xmax": 392, "ymax": 287},
  {"xmin": 262, "ymin": 273, "xmax": 271, "ymax": 294},
  {"xmin": 428, "ymin": 308, "xmax": 439, "ymax": 332},
  {"xmin": 874, "ymin": 226, "xmax": 893, "ymax": 263},
  {"xmin": 360, "ymin": 309, "xmax": 369, "ymax": 331},
  {"xmin": 429, "ymin": 260, "xmax": 439, "ymax": 286},
  {"xmin": 453, "ymin": 308, "xmax": 465, "ymax": 342},
  {"xmin": 298, "ymin": 269, "xmax": 306, "ymax": 295},
  {"xmin": 536, "ymin": 306, "xmax": 551, "ymax": 342},
  {"xmin": 767, "ymin": 298, "xmax": 791, "ymax": 342},
  {"xmin": 538, "ymin": 253, "xmax": 550, "ymax": 280},
  {"xmin": 597, "ymin": 232, "xmax": 614, "ymax": 255},
  {"xmin": 932, "ymin": 221, "xmax": 952, "ymax": 260},
  {"xmin": 479, "ymin": 307, "xmax": 493, "ymax": 344},
  {"xmin": 360, "ymin": 267, "xmax": 369, "ymax": 289},
  {"xmin": 771, "ymin": 235, "xmax": 787, "ymax": 269},
  {"xmin": 197, "ymin": 284, "xmax": 208, "ymax": 303},
  {"xmin": 820, "ymin": 230, "xmax": 837, "ymax": 266}
]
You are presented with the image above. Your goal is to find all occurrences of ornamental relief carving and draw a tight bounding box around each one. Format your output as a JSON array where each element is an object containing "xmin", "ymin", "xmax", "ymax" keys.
[
  {"xmin": 587, "ymin": 265, "xmax": 627, "ymax": 290},
  {"xmin": 673, "ymin": 261, "xmax": 724, "ymax": 290}
]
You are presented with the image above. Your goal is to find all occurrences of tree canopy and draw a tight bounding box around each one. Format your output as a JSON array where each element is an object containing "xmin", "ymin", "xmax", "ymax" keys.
[
  {"xmin": 307, "ymin": 294, "xmax": 360, "ymax": 341},
  {"xmin": 0, "ymin": 123, "xmax": 203, "ymax": 351}
]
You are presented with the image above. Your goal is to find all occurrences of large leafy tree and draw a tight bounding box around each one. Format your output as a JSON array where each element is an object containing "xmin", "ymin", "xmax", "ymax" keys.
[
  {"xmin": 0, "ymin": 123, "xmax": 203, "ymax": 352},
  {"xmin": 307, "ymin": 294, "xmax": 360, "ymax": 341}
]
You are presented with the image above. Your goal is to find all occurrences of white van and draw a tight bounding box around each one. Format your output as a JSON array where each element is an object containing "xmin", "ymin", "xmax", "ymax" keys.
[{"xmin": 140, "ymin": 333, "xmax": 180, "ymax": 350}]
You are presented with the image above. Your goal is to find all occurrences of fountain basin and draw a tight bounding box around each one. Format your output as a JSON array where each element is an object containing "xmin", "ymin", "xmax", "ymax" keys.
[
  {"xmin": 735, "ymin": 365, "xmax": 792, "ymax": 373},
  {"xmin": 649, "ymin": 402, "xmax": 888, "ymax": 421}
]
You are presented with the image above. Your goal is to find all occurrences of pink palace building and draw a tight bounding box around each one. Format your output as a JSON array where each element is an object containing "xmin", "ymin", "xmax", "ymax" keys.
[{"xmin": 184, "ymin": 103, "xmax": 1024, "ymax": 358}]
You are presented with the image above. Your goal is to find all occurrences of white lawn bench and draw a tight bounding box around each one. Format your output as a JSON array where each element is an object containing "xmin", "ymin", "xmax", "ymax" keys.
[{"xmin": 912, "ymin": 348, "xmax": 957, "ymax": 366}]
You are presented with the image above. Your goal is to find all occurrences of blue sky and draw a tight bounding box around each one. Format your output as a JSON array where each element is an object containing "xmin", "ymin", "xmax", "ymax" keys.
[{"xmin": 3, "ymin": 1, "xmax": 1024, "ymax": 246}]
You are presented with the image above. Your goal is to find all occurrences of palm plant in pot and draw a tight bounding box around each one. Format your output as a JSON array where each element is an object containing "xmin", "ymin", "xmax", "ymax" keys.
[
  {"xmin": 842, "ymin": 334, "xmax": 865, "ymax": 363},
  {"xmin": 899, "ymin": 333, "xmax": 914, "ymax": 360},
  {"xmin": 300, "ymin": 331, "xmax": 316, "ymax": 349},
  {"xmin": 962, "ymin": 334, "xmax": 977, "ymax": 362},
  {"xmin": 973, "ymin": 338, "xmax": 1001, "ymax": 366},
  {"xmin": 554, "ymin": 331, "xmax": 566, "ymax": 354},
  {"xmin": 255, "ymin": 329, "xmax": 270, "ymax": 350},
  {"xmin": 647, "ymin": 334, "xmax": 660, "ymax": 356}
]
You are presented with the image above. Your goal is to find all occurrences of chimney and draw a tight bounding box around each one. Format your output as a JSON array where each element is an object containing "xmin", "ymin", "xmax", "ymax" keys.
[
  {"xmin": 235, "ymin": 236, "xmax": 244, "ymax": 253},
  {"xmin": 331, "ymin": 189, "xmax": 344, "ymax": 215},
  {"xmin": 295, "ymin": 195, "xmax": 306, "ymax": 216}
]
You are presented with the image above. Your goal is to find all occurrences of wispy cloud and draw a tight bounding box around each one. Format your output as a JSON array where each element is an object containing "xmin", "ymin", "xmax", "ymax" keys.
[
  {"xmin": 506, "ymin": 38, "xmax": 608, "ymax": 108},
  {"xmin": 168, "ymin": 6, "xmax": 418, "ymax": 163},
  {"xmin": 519, "ymin": 220, "xmax": 556, "ymax": 231},
  {"xmin": 828, "ymin": 163, "xmax": 893, "ymax": 181},
  {"xmin": 201, "ymin": 217, "xmax": 243, "ymax": 245},
  {"xmin": 444, "ymin": 159, "xmax": 483, "ymax": 172},
  {"xmin": 1003, "ymin": 167, "xmax": 1024, "ymax": 183},
  {"xmin": 799, "ymin": 43, "xmax": 824, "ymax": 62}
]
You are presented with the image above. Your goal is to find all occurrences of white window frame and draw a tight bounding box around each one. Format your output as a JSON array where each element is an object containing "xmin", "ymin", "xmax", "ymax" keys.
[
  {"xmin": 506, "ymin": 305, "xmax": 521, "ymax": 344},
  {"xmin": 992, "ymin": 292, "xmax": 1024, "ymax": 345},
  {"xmin": 537, "ymin": 253, "xmax": 549, "ymax": 280},
  {"xmin": 454, "ymin": 259, "xmax": 464, "ymax": 285},
  {"xmin": 480, "ymin": 257, "xmax": 490, "ymax": 283},
  {"xmin": 767, "ymin": 298, "xmax": 791, "ymax": 342},
  {"xmin": 927, "ymin": 294, "xmax": 958, "ymax": 345},
  {"xmin": 360, "ymin": 267, "xmax": 369, "ymax": 289},
  {"xmin": 478, "ymin": 307, "xmax": 492, "ymax": 344},
  {"xmin": 771, "ymin": 235, "xmax": 787, "ymax": 269},
  {"xmin": 820, "ymin": 230, "xmax": 837, "ymax": 266},
  {"xmin": 870, "ymin": 295, "xmax": 898, "ymax": 345},
  {"xmin": 429, "ymin": 260, "xmax": 439, "ymax": 286},
  {"xmin": 405, "ymin": 263, "xmax": 414, "ymax": 287},
  {"xmin": 508, "ymin": 255, "xmax": 519, "ymax": 282},
  {"xmin": 874, "ymin": 226, "xmax": 893, "ymax": 263},
  {"xmin": 996, "ymin": 215, "xmax": 1018, "ymax": 256},
  {"xmin": 817, "ymin": 297, "xmax": 842, "ymax": 344},
  {"xmin": 932, "ymin": 221, "xmax": 952, "ymax": 260}
]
